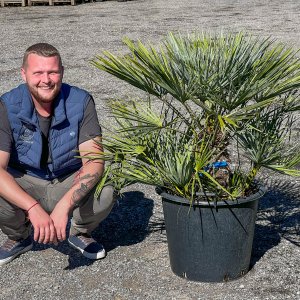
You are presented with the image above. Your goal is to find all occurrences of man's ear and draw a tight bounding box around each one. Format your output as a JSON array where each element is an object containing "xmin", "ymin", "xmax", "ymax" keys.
[{"xmin": 21, "ymin": 68, "xmax": 26, "ymax": 82}]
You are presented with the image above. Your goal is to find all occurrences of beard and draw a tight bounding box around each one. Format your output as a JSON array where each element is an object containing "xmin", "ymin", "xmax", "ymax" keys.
[{"xmin": 27, "ymin": 83, "xmax": 61, "ymax": 104}]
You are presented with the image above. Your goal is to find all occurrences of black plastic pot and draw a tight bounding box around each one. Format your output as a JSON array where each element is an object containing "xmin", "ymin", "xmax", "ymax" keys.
[{"xmin": 160, "ymin": 188, "xmax": 266, "ymax": 282}]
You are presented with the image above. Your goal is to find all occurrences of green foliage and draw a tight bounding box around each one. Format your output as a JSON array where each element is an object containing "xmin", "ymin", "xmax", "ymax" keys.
[{"xmin": 90, "ymin": 32, "xmax": 300, "ymax": 201}]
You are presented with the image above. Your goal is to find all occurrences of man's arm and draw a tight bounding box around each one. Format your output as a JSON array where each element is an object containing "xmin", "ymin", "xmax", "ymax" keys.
[
  {"xmin": 0, "ymin": 150, "xmax": 57, "ymax": 244},
  {"xmin": 0, "ymin": 150, "xmax": 37, "ymax": 211},
  {"xmin": 50, "ymin": 137, "xmax": 104, "ymax": 241}
]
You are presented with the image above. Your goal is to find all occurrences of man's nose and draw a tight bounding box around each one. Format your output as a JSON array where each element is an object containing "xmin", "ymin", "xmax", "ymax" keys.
[{"xmin": 41, "ymin": 73, "xmax": 51, "ymax": 83}]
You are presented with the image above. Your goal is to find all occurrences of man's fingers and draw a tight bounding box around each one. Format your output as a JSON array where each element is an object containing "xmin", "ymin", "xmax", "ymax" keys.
[
  {"xmin": 56, "ymin": 228, "xmax": 61, "ymax": 241},
  {"xmin": 52, "ymin": 236, "xmax": 58, "ymax": 246},
  {"xmin": 38, "ymin": 227, "xmax": 45, "ymax": 243},
  {"xmin": 35, "ymin": 224, "xmax": 55, "ymax": 244},
  {"xmin": 33, "ymin": 227, "xmax": 39, "ymax": 242},
  {"xmin": 56, "ymin": 227, "xmax": 65, "ymax": 242},
  {"xmin": 60, "ymin": 227, "xmax": 66, "ymax": 241},
  {"xmin": 43, "ymin": 226, "xmax": 52, "ymax": 244},
  {"xmin": 49, "ymin": 224, "xmax": 57, "ymax": 244}
]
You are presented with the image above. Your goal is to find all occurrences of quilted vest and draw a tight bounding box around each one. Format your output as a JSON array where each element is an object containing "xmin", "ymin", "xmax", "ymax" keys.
[{"xmin": 1, "ymin": 83, "xmax": 90, "ymax": 179}]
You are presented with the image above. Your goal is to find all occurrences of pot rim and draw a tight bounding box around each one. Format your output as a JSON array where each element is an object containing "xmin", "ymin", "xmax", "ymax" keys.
[{"xmin": 157, "ymin": 186, "xmax": 266, "ymax": 207}]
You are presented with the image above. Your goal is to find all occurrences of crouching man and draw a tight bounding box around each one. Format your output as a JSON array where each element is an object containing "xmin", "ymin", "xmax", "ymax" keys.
[{"xmin": 0, "ymin": 43, "xmax": 115, "ymax": 265}]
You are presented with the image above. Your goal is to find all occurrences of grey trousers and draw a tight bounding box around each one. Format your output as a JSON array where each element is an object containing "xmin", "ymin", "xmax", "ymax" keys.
[{"xmin": 0, "ymin": 169, "xmax": 116, "ymax": 240}]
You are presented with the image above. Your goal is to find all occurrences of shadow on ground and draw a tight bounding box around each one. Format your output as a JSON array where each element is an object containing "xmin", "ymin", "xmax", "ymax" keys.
[
  {"xmin": 33, "ymin": 190, "xmax": 155, "ymax": 269},
  {"xmin": 32, "ymin": 178, "xmax": 299, "ymax": 270},
  {"xmin": 251, "ymin": 178, "xmax": 300, "ymax": 266},
  {"xmin": 96, "ymin": 190, "xmax": 155, "ymax": 250}
]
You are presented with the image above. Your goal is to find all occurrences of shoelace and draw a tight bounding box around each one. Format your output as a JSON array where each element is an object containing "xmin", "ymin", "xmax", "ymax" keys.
[
  {"xmin": 78, "ymin": 235, "xmax": 95, "ymax": 246},
  {"xmin": 2, "ymin": 239, "xmax": 18, "ymax": 252}
]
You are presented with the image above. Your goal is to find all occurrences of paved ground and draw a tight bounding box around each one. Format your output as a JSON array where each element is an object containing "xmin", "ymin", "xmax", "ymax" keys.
[{"xmin": 0, "ymin": 0, "xmax": 299, "ymax": 299}]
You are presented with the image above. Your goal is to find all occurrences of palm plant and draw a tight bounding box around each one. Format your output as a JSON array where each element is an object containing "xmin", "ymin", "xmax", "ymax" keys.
[{"xmin": 91, "ymin": 32, "xmax": 300, "ymax": 202}]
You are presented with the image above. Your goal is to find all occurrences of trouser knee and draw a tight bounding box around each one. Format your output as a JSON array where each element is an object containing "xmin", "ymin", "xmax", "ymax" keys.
[
  {"xmin": 95, "ymin": 185, "xmax": 117, "ymax": 217},
  {"xmin": 70, "ymin": 185, "xmax": 117, "ymax": 235},
  {"xmin": 0, "ymin": 197, "xmax": 30, "ymax": 240}
]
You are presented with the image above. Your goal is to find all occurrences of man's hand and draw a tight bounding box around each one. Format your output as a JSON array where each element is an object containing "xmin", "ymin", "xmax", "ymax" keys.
[
  {"xmin": 0, "ymin": 150, "xmax": 59, "ymax": 245},
  {"xmin": 50, "ymin": 200, "xmax": 72, "ymax": 242},
  {"xmin": 27, "ymin": 204, "xmax": 58, "ymax": 245}
]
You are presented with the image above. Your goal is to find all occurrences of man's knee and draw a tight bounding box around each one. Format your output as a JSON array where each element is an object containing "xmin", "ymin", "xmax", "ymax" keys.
[
  {"xmin": 0, "ymin": 198, "xmax": 26, "ymax": 223},
  {"xmin": 0, "ymin": 197, "xmax": 30, "ymax": 239},
  {"xmin": 97, "ymin": 185, "xmax": 117, "ymax": 211},
  {"xmin": 70, "ymin": 185, "xmax": 117, "ymax": 234},
  {"xmin": 74, "ymin": 185, "xmax": 117, "ymax": 217}
]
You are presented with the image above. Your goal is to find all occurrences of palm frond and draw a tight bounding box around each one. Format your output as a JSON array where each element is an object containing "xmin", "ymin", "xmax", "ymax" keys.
[{"xmin": 91, "ymin": 31, "xmax": 300, "ymax": 201}]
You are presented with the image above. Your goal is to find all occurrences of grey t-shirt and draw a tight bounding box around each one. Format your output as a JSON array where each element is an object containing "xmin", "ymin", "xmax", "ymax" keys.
[{"xmin": 0, "ymin": 96, "xmax": 101, "ymax": 168}]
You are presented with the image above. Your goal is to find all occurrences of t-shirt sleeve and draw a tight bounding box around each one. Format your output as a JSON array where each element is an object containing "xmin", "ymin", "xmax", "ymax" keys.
[
  {"xmin": 78, "ymin": 96, "xmax": 102, "ymax": 145},
  {"xmin": 0, "ymin": 101, "xmax": 13, "ymax": 153}
]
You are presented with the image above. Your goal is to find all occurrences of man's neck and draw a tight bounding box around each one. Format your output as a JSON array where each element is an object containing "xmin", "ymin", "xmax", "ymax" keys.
[{"xmin": 32, "ymin": 99, "xmax": 53, "ymax": 117}]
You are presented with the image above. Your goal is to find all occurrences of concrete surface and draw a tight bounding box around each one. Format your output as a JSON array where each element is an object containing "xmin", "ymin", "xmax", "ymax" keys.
[{"xmin": 0, "ymin": 1, "xmax": 299, "ymax": 299}]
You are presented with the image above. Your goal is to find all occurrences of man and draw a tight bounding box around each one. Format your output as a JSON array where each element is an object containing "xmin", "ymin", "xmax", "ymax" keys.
[{"xmin": 0, "ymin": 43, "xmax": 115, "ymax": 265}]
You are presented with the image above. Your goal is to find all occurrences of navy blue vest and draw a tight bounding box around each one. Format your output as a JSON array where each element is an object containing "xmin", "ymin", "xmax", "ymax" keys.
[{"xmin": 1, "ymin": 83, "xmax": 90, "ymax": 179}]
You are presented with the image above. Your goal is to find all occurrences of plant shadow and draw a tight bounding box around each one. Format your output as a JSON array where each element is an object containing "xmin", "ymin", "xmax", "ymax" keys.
[
  {"xmin": 94, "ymin": 190, "xmax": 155, "ymax": 251},
  {"xmin": 32, "ymin": 191, "xmax": 155, "ymax": 270},
  {"xmin": 251, "ymin": 177, "xmax": 300, "ymax": 267}
]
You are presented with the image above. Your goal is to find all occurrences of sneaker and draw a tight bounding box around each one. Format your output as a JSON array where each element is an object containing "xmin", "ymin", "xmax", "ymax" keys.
[
  {"xmin": 0, "ymin": 237, "xmax": 33, "ymax": 266},
  {"xmin": 68, "ymin": 234, "xmax": 106, "ymax": 260}
]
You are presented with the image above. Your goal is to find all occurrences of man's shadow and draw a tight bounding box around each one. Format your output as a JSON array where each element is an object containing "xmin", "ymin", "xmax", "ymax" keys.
[
  {"xmin": 251, "ymin": 177, "xmax": 300, "ymax": 267},
  {"xmin": 33, "ymin": 191, "xmax": 155, "ymax": 269}
]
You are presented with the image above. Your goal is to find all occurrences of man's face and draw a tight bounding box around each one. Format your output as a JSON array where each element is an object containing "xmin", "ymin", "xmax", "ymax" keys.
[{"xmin": 21, "ymin": 53, "xmax": 64, "ymax": 105}]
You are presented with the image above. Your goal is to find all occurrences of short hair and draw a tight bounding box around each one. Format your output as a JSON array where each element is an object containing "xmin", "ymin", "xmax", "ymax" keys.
[{"xmin": 22, "ymin": 43, "xmax": 62, "ymax": 68}]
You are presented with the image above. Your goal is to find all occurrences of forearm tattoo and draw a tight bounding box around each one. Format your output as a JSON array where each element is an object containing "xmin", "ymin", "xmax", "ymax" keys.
[{"xmin": 71, "ymin": 170, "xmax": 100, "ymax": 205}]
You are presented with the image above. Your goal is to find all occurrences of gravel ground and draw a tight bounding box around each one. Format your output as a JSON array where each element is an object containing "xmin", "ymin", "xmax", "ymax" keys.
[{"xmin": 0, "ymin": 0, "xmax": 299, "ymax": 299}]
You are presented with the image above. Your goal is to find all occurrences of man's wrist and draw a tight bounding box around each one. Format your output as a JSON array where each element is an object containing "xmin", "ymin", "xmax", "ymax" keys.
[
  {"xmin": 56, "ymin": 197, "xmax": 75, "ymax": 213},
  {"xmin": 26, "ymin": 202, "xmax": 39, "ymax": 213}
]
